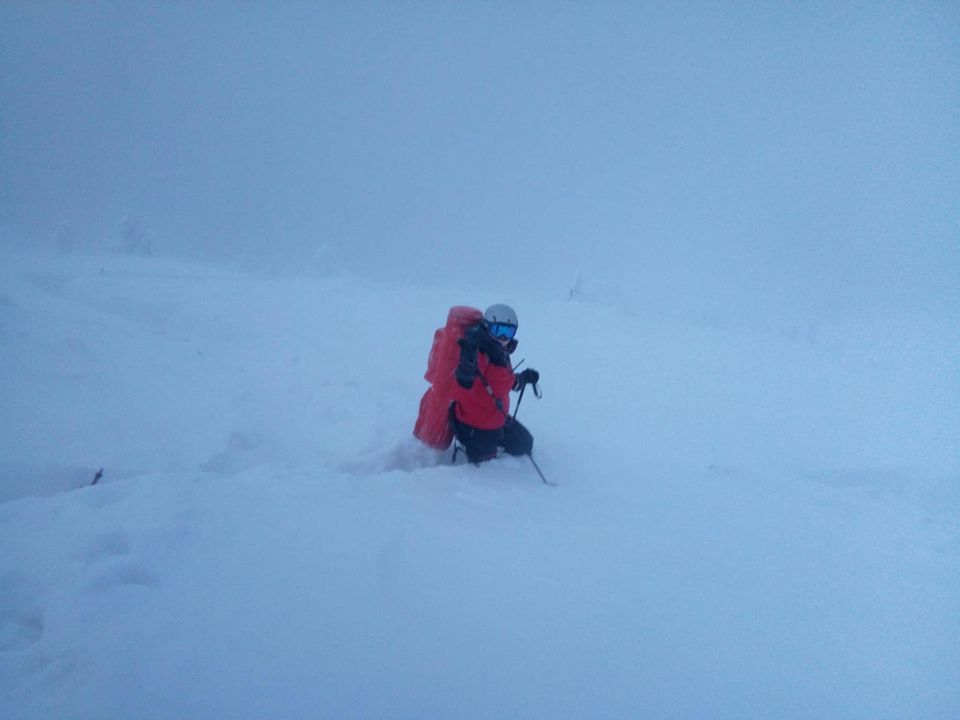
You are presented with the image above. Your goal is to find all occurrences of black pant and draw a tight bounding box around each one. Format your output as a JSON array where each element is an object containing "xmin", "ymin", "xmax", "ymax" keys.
[{"xmin": 450, "ymin": 404, "xmax": 534, "ymax": 464}]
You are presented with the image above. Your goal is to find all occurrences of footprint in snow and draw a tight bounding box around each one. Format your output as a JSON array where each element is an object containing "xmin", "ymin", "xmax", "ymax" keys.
[
  {"xmin": 80, "ymin": 530, "xmax": 131, "ymax": 564},
  {"xmin": 0, "ymin": 573, "xmax": 44, "ymax": 652},
  {"xmin": 80, "ymin": 531, "xmax": 159, "ymax": 592},
  {"xmin": 88, "ymin": 561, "xmax": 159, "ymax": 592}
]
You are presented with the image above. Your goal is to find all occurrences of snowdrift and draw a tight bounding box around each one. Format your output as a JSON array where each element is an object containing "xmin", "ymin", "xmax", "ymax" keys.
[{"xmin": 1, "ymin": 252, "xmax": 957, "ymax": 720}]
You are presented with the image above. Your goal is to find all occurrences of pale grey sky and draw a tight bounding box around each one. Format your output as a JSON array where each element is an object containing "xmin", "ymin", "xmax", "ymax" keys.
[{"xmin": 2, "ymin": 2, "xmax": 957, "ymax": 318}]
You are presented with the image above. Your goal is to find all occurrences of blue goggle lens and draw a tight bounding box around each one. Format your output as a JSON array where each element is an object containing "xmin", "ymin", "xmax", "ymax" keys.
[{"xmin": 489, "ymin": 322, "xmax": 517, "ymax": 340}]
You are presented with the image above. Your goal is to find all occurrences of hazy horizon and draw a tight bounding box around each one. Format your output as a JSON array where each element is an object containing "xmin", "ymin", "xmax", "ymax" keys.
[{"xmin": 2, "ymin": 2, "xmax": 957, "ymax": 318}]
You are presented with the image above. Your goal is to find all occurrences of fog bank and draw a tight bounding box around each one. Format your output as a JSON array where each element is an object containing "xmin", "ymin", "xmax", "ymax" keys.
[{"xmin": 2, "ymin": 2, "xmax": 957, "ymax": 319}]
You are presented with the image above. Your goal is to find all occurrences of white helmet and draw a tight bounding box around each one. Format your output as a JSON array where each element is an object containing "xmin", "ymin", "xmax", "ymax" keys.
[
  {"xmin": 483, "ymin": 303, "xmax": 518, "ymax": 327},
  {"xmin": 483, "ymin": 303, "xmax": 518, "ymax": 341}
]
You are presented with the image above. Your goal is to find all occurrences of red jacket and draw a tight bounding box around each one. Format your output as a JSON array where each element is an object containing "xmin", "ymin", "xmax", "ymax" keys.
[{"xmin": 452, "ymin": 351, "xmax": 515, "ymax": 430}]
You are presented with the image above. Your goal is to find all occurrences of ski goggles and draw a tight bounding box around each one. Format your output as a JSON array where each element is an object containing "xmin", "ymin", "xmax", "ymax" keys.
[{"xmin": 488, "ymin": 322, "xmax": 517, "ymax": 340}]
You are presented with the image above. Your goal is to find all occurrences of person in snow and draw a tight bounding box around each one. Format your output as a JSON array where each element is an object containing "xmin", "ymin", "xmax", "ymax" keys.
[{"xmin": 449, "ymin": 303, "xmax": 540, "ymax": 464}]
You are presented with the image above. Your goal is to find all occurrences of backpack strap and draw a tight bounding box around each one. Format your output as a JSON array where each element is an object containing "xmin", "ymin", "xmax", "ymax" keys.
[{"xmin": 476, "ymin": 368, "xmax": 510, "ymax": 421}]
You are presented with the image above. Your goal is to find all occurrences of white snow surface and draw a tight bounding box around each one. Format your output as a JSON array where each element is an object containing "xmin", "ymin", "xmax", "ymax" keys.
[{"xmin": 1, "ymin": 251, "xmax": 957, "ymax": 719}]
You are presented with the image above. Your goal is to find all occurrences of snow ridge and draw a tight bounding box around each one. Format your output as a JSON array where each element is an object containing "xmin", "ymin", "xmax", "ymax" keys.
[{"xmin": 1, "ymin": 253, "xmax": 957, "ymax": 720}]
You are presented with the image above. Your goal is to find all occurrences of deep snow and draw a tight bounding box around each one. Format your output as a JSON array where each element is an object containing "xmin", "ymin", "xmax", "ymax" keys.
[{"xmin": 1, "ymin": 251, "xmax": 958, "ymax": 719}]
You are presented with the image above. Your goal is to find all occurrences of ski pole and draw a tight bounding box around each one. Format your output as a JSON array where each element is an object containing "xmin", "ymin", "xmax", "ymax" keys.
[
  {"xmin": 527, "ymin": 453, "xmax": 555, "ymax": 486},
  {"xmin": 512, "ymin": 383, "xmax": 527, "ymax": 421},
  {"xmin": 512, "ymin": 381, "xmax": 541, "ymax": 421}
]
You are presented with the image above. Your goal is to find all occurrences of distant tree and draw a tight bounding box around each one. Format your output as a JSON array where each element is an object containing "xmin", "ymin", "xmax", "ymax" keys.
[{"xmin": 114, "ymin": 216, "xmax": 152, "ymax": 256}]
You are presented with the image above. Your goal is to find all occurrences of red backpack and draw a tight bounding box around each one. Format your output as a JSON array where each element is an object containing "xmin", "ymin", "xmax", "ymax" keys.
[{"xmin": 413, "ymin": 306, "xmax": 483, "ymax": 449}]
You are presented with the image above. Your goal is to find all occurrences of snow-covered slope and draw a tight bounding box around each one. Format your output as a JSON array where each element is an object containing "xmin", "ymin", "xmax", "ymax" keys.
[{"xmin": 1, "ymin": 252, "xmax": 957, "ymax": 719}]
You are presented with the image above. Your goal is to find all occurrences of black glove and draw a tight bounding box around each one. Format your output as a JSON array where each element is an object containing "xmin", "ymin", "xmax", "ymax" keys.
[
  {"xmin": 457, "ymin": 336, "xmax": 478, "ymax": 358},
  {"xmin": 455, "ymin": 337, "xmax": 479, "ymax": 388},
  {"xmin": 515, "ymin": 368, "xmax": 539, "ymax": 389}
]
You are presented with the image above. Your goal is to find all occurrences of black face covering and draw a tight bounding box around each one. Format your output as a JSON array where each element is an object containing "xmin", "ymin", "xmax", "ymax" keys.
[{"xmin": 467, "ymin": 323, "xmax": 515, "ymax": 367}]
